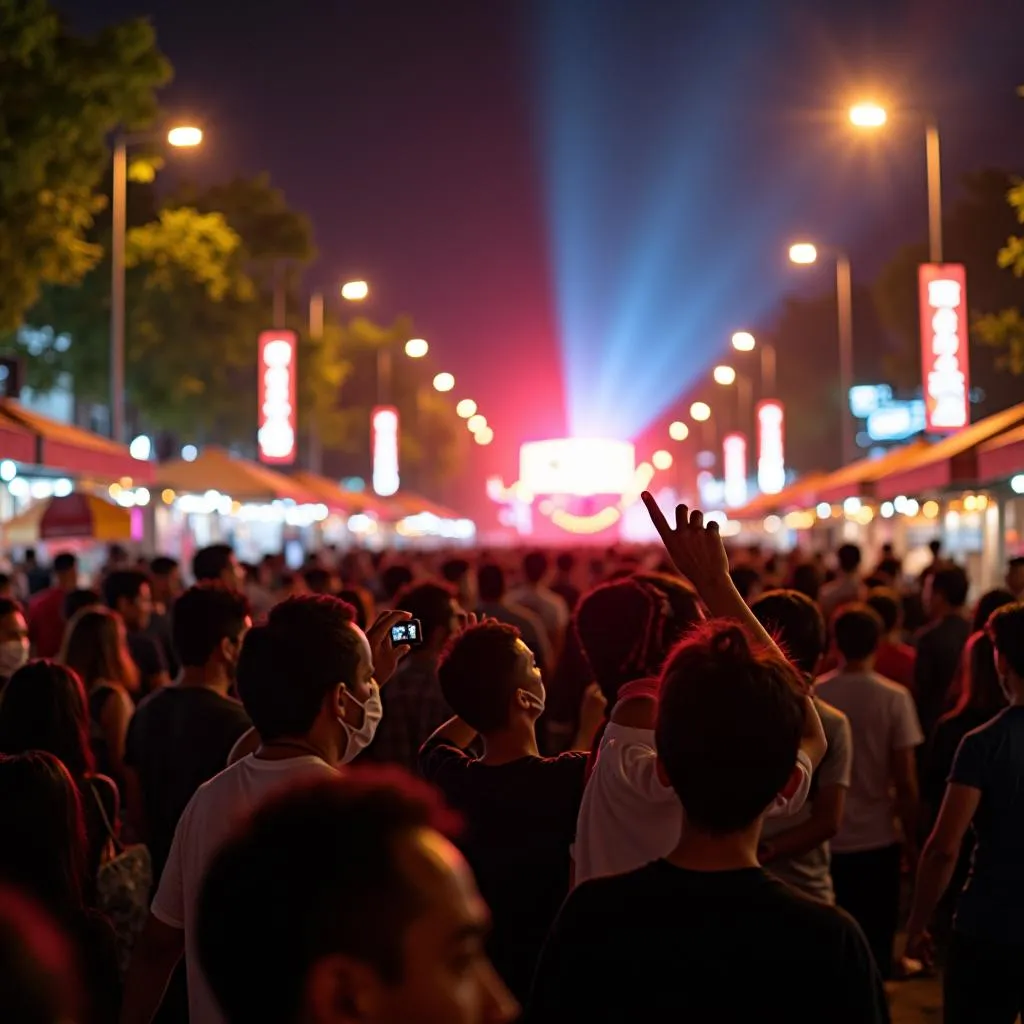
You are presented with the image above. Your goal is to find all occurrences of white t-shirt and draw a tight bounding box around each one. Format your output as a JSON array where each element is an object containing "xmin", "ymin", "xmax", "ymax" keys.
[
  {"xmin": 152, "ymin": 754, "xmax": 337, "ymax": 1024},
  {"xmin": 573, "ymin": 724, "xmax": 813, "ymax": 885},
  {"xmin": 815, "ymin": 669, "xmax": 924, "ymax": 854}
]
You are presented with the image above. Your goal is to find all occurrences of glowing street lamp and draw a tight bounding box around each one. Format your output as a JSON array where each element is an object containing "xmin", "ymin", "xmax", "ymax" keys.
[
  {"xmin": 690, "ymin": 402, "xmax": 711, "ymax": 422},
  {"xmin": 341, "ymin": 280, "xmax": 369, "ymax": 301},
  {"xmin": 167, "ymin": 125, "xmax": 203, "ymax": 147},
  {"xmin": 713, "ymin": 365, "xmax": 737, "ymax": 386},
  {"xmin": 848, "ymin": 102, "xmax": 887, "ymax": 128},
  {"xmin": 467, "ymin": 414, "xmax": 487, "ymax": 433},
  {"xmin": 731, "ymin": 330, "xmax": 777, "ymax": 397},
  {"xmin": 433, "ymin": 372, "xmax": 455, "ymax": 393},
  {"xmin": 731, "ymin": 331, "xmax": 755, "ymax": 352},
  {"xmin": 456, "ymin": 399, "xmax": 477, "ymax": 418},
  {"xmin": 652, "ymin": 449, "xmax": 673, "ymax": 471},
  {"xmin": 474, "ymin": 426, "xmax": 494, "ymax": 446},
  {"xmin": 668, "ymin": 420, "xmax": 689, "ymax": 442},
  {"xmin": 404, "ymin": 338, "xmax": 429, "ymax": 358},
  {"xmin": 788, "ymin": 242, "xmax": 818, "ymax": 265}
]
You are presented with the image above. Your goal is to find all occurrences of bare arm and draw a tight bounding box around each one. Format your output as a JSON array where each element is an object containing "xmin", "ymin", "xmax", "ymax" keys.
[
  {"xmin": 119, "ymin": 915, "xmax": 185, "ymax": 1024},
  {"xmin": 761, "ymin": 783, "xmax": 846, "ymax": 863},
  {"xmin": 101, "ymin": 688, "xmax": 134, "ymax": 781}
]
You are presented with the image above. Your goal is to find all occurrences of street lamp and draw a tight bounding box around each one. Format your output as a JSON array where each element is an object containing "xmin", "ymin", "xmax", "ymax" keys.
[
  {"xmin": 474, "ymin": 426, "xmax": 494, "ymax": 446},
  {"xmin": 713, "ymin": 365, "xmax": 752, "ymax": 432},
  {"xmin": 690, "ymin": 402, "xmax": 711, "ymax": 422},
  {"xmin": 713, "ymin": 365, "xmax": 736, "ymax": 386},
  {"xmin": 731, "ymin": 331, "xmax": 755, "ymax": 352},
  {"xmin": 341, "ymin": 280, "xmax": 369, "ymax": 301},
  {"xmin": 788, "ymin": 240, "xmax": 855, "ymax": 465},
  {"xmin": 404, "ymin": 338, "xmax": 429, "ymax": 358},
  {"xmin": 669, "ymin": 420, "xmax": 689, "ymax": 442},
  {"xmin": 433, "ymin": 372, "xmax": 455, "ymax": 393},
  {"xmin": 652, "ymin": 449, "xmax": 673, "ymax": 471},
  {"xmin": 467, "ymin": 414, "xmax": 487, "ymax": 433},
  {"xmin": 849, "ymin": 101, "xmax": 943, "ymax": 263},
  {"xmin": 110, "ymin": 123, "xmax": 203, "ymax": 442},
  {"xmin": 456, "ymin": 399, "xmax": 477, "ymax": 418},
  {"xmin": 731, "ymin": 330, "xmax": 776, "ymax": 397}
]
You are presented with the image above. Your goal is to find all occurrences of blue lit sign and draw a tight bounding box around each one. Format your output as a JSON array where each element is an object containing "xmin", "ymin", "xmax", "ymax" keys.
[
  {"xmin": 849, "ymin": 385, "xmax": 893, "ymax": 419},
  {"xmin": 866, "ymin": 401, "xmax": 926, "ymax": 442}
]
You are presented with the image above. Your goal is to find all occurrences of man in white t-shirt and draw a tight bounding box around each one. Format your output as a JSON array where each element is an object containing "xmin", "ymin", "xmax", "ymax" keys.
[
  {"xmin": 816, "ymin": 602, "xmax": 923, "ymax": 979},
  {"xmin": 120, "ymin": 596, "xmax": 411, "ymax": 1024}
]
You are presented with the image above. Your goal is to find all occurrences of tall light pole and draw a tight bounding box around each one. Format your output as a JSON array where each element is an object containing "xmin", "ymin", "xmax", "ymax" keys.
[
  {"xmin": 712, "ymin": 364, "xmax": 752, "ymax": 434},
  {"xmin": 849, "ymin": 102, "xmax": 943, "ymax": 263},
  {"xmin": 731, "ymin": 331, "xmax": 776, "ymax": 398},
  {"xmin": 788, "ymin": 242, "xmax": 855, "ymax": 466},
  {"xmin": 110, "ymin": 125, "xmax": 202, "ymax": 443}
]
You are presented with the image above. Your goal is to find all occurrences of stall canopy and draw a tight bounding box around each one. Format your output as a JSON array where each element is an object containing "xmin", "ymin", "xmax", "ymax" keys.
[
  {"xmin": 0, "ymin": 409, "xmax": 35, "ymax": 464},
  {"xmin": 978, "ymin": 422, "xmax": 1024, "ymax": 485},
  {"xmin": 155, "ymin": 447, "xmax": 317, "ymax": 503},
  {"xmin": 290, "ymin": 471, "xmax": 393, "ymax": 517},
  {"xmin": 0, "ymin": 399, "xmax": 153, "ymax": 482},
  {"xmin": 729, "ymin": 473, "xmax": 833, "ymax": 521},
  {"xmin": 3, "ymin": 494, "xmax": 131, "ymax": 544},
  {"xmin": 812, "ymin": 441, "xmax": 933, "ymax": 505},
  {"xmin": 384, "ymin": 491, "xmax": 467, "ymax": 523}
]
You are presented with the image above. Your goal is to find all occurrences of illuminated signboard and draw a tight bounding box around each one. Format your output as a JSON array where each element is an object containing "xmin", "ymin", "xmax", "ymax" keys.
[
  {"xmin": 372, "ymin": 406, "xmax": 400, "ymax": 497},
  {"xmin": 519, "ymin": 438, "xmax": 636, "ymax": 497},
  {"xmin": 257, "ymin": 330, "xmax": 297, "ymax": 464},
  {"xmin": 722, "ymin": 432, "xmax": 748, "ymax": 508},
  {"xmin": 866, "ymin": 400, "xmax": 926, "ymax": 442},
  {"xmin": 919, "ymin": 263, "xmax": 970, "ymax": 433},
  {"xmin": 756, "ymin": 400, "xmax": 785, "ymax": 495},
  {"xmin": 848, "ymin": 385, "xmax": 893, "ymax": 419}
]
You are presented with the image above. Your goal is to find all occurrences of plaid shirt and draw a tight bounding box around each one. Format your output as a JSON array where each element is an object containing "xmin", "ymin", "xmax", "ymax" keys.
[{"xmin": 357, "ymin": 655, "xmax": 452, "ymax": 772}]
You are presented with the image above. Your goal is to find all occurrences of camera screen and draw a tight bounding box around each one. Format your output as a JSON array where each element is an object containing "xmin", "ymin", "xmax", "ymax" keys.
[{"xmin": 391, "ymin": 622, "xmax": 420, "ymax": 642}]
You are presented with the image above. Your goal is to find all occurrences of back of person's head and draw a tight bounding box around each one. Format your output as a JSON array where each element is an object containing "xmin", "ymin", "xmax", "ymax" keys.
[
  {"xmin": 302, "ymin": 567, "xmax": 333, "ymax": 596},
  {"xmin": 932, "ymin": 565, "xmax": 969, "ymax": 610},
  {"xmin": 192, "ymin": 544, "xmax": 235, "ymax": 583},
  {"xmin": 336, "ymin": 589, "xmax": 369, "ymax": 630},
  {"xmin": 150, "ymin": 555, "xmax": 178, "ymax": 578},
  {"xmin": 236, "ymin": 596, "xmax": 359, "ymax": 742},
  {"xmin": 988, "ymin": 602, "xmax": 1024, "ymax": 680},
  {"xmin": 0, "ymin": 752, "xmax": 86, "ymax": 914},
  {"xmin": 632, "ymin": 571, "xmax": 704, "ymax": 649},
  {"xmin": 381, "ymin": 564, "xmax": 414, "ymax": 602},
  {"xmin": 197, "ymin": 774, "xmax": 477, "ymax": 1024},
  {"xmin": 0, "ymin": 887, "xmax": 83, "ymax": 1024},
  {"xmin": 656, "ymin": 621, "xmax": 804, "ymax": 834},
  {"xmin": 522, "ymin": 550, "xmax": 548, "ymax": 585},
  {"xmin": 477, "ymin": 563, "xmax": 506, "ymax": 602},
  {"xmin": 395, "ymin": 581, "xmax": 456, "ymax": 649},
  {"xmin": 52, "ymin": 553, "xmax": 76, "ymax": 577},
  {"xmin": 876, "ymin": 556, "xmax": 902, "ymax": 582},
  {"xmin": 836, "ymin": 544, "xmax": 862, "ymax": 574},
  {"xmin": 556, "ymin": 551, "xmax": 575, "ymax": 574},
  {"xmin": 790, "ymin": 563, "xmax": 821, "ymax": 602},
  {"xmin": 172, "ymin": 584, "xmax": 251, "ymax": 669},
  {"xmin": 929, "ymin": 539, "xmax": 942, "ymax": 557},
  {"xmin": 973, "ymin": 588, "xmax": 1016, "ymax": 633},
  {"xmin": 438, "ymin": 622, "xmax": 528, "ymax": 733},
  {"xmin": 59, "ymin": 606, "xmax": 136, "ymax": 691},
  {"xmin": 948, "ymin": 631, "xmax": 1007, "ymax": 719},
  {"xmin": 0, "ymin": 662, "xmax": 94, "ymax": 779},
  {"xmin": 866, "ymin": 587, "xmax": 902, "ymax": 635},
  {"xmin": 0, "ymin": 597, "xmax": 20, "ymax": 622},
  {"xmin": 832, "ymin": 603, "xmax": 883, "ymax": 663},
  {"xmin": 101, "ymin": 568, "xmax": 148, "ymax": 611},
  {"xmin": 439, "ymin": 558, "xmax": 470, "ymax": 586},
  {"xmin": 62, "ymin": 589, "xmax": 100, "ymax": 623},
  {"xmin": 729, "ymin": 566, "xmax": 762, "ymax": 604},
  {"xmin": 750, "ymin": 589, "xmax": 826, "ymax": 676}
]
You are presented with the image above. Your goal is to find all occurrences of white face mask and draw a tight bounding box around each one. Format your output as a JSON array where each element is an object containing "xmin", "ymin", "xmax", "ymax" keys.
[
  {"xmin": 0, "ymin": 639, "xmax": 29, "ymax": 678},
  {"xmin": 338, "ymin": 681, "xmax": 383, "ymax": 765},
  {"xmin": 518, "ymin": 686, "xmax": 546, "ymax": 716}
]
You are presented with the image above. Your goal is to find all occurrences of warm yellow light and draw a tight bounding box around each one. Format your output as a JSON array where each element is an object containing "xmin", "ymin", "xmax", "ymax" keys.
[
  {"xmin": 849, "ymin": 102, "xmax": 887, "ymax": 128},
  {"xmin": 404, "ymin": 338, "xmax": 429, "ymax": 358},
  {"xmin": 456, "ymin": 399, "xmax": 477, "ymax": 419},
  {"xmin": 161, "ymin": 488, "xmax": 176, "ymax": 504},
  {"xmin": 341, "ymin": 280, "xmax": 369, "ymax": 301},
  {"xmin": 789, "ymin": 242, "xmax": 818, "ymax": 265},
  {"xmin": 731, "ymin": 331, "xmax": 755, "ymax": 352},
  {"xmin": 669, "ymin": 420, "xmax": 689, "ymax": 442},
  {"xmin": 433, "ymin": 372, "xmax": 455, "ymax": 393},
  {"xmin": 922, "ymin": 500, "xmax": 940, "ymax": 519},
  {"xmin": 167, "ymin": 125, "xmax": 203, "ymax": 147},
  {"xmin": 108, "ymin": 483, "xmax": 123, "ymax": 499},
  {"xmin": 976, "ymin": 494, "xmax": 989, "ymax": 510},
  {"xmin": 467, "ymin": 414, "xmax": 487, "ymax": 433},
  {"xmin": 652, "ymin": 449, "xmax": 673, "ymax": 471},
  {"xmin": 713, "ymin": 365, "xmax": 737, "ymax": 386},
  {"xmin": 690, "ymin": 401, "xmax": 711, "ymax": 422},
  {"xmin": 474, "ymin": 426, "xmax": 494, "ymax": 445}
]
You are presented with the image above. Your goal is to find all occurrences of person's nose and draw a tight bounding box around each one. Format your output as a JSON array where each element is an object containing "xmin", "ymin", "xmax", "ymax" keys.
[{"xmin": 479, "ymin": 962, "xmax": 518, "ymax": 1024}]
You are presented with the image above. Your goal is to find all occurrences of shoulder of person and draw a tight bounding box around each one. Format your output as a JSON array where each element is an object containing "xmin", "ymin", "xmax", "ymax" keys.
[{"xmin": 418, "ymin": 738, "xmax": 472, "ymax": 775}]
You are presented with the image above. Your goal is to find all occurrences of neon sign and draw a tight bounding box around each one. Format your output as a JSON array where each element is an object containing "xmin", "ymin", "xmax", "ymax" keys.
[
  {"xmin": 756, "ymin": 401, "xmax": 785, "ymax": 495},
  {"xmin": 372, "ymin": 406, "xmax": 400, "ymax": 497},
  {"xmin": 519, "ymin": 438, "xmax": 636, "ymax": 497},
  {"xmin": 723, "ymin": 433, "xmax": 748, "ymax": 508},
  {"xmin": 919, "ymin": 264, "xmax": 970, "ymax": 433},
  {"xmin": 257, "ymin": 330, "xmax": 297, "ymax": 464}
]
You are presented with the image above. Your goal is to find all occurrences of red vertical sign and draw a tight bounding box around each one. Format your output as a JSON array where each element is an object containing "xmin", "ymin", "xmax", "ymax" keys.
[
  {"xmin": 756, "ymin": 400, "xmax": 785, "ymax": 495},
  {"xmin": 722, "ymin": 432, "xmax": 748, "ymax": 508},
  {"xmin": 372, "ymin": 406, "xmax": 400, "ymax": 496},
  {"xmin": 257, "ymin": 330, "xmax": 297, "ymax": 464},
  {"xmin": 919, "ymin": 264, "xmax": 969, "ymax": 433}
]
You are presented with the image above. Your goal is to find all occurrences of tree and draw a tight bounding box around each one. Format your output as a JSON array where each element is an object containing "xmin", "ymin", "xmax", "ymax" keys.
[{"xmin": 0, "ymin": 0, "xmax": 170, "ymax": 330}]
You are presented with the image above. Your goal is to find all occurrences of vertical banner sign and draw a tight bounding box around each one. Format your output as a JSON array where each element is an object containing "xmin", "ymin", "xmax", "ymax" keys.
[
  {"xmin": 257, "ymin": 330, "xmax": 297, "ymax": 464},
  {"xmin": 756, "ymin": 400, "xmax": 786, "ymax": 495},
  {"xmin": 919, "ymin": 264, "xmax": 970, "ymax": 433},
  {"xmin": 722, "ymin": 432, "xmax": 748, "ymax": 509},
  {"xmin": 372, "ymin": 406, "xmax": 400, "ymax": 497}
]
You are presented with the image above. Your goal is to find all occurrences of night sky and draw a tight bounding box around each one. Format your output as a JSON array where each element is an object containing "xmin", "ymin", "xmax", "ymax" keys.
[{"xmin": 73, "ymin": 0, "xmax": 1024, "ymax": 503}]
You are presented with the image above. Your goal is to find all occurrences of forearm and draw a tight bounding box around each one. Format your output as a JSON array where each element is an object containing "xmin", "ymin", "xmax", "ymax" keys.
[
  {"xmin": 695, "ymin": 578, "xmax": 779, "ymax": 653},
  {"xmin": 906, "ymin": 841, "xmax": 958, "ymax": 936}
]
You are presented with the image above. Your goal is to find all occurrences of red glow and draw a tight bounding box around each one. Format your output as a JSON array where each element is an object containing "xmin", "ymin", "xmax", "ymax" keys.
[
  {"xmin": 372, "ymin": 406, "xmax": 400, "ymax": 497},
  {"xmin": 723, "ymin": 432, "xmax": 748, "ymax": 508},
  {"xmin": 257, "ymin": 330, "xmax": 297, "ymax": 464},
  {"xmin": 756, "ymin": 400, "xmax": 785, "ymax": 495},
  {"xmin": 919, "ymin": 264, "xmax": 970, "ymax": 433}
]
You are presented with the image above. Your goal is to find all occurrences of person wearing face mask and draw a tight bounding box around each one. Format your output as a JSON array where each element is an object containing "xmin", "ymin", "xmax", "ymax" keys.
[
  {"xmin": 120, "ymin": 594, "xmax": 410, "ymax": 1024},
  {"xmin": 419, "ymin": 621, "xmax": 595, "ymax": 1004},
  {"xmin": 0, "ymin": 598, "xmax": 30, "ymax": 696}
]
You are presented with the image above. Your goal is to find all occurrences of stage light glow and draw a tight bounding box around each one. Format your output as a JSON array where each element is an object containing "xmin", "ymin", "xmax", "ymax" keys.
[{"xmin": 520, "ymin": 438, "xmax": 636, "ymax": 497}]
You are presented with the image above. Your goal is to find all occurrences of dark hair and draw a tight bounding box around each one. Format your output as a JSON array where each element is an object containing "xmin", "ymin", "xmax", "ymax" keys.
[
  {"xmin": 833, "ymin": 604, "xmax": 883, "ymax": 662},
  {"xmin": 440, "ymin": 559, "xmax": 470, "ymax": 584},
  {"xmin": 633, "ymin": 572, "xmax": 703, "ymax": 647},
  {"xmin": 197, "ymin": 773, "xmax": 459, "ymax": 1023},
  {"xmin": 337, "ymin": 590, "xmax": 369, "ymax": 630},
  {"xmin": 60, "ymin": 607, "xmax": 138, "ymax": 692},
  {"xmin": 52, "ymin": 553, "xmax": 76, "ymax": 575},
  {"xmin": 0, "ymin": 662, "xmax": 94, "ymax": 779},
  {"xmin": 988, "ymin": 602, "xmax": 1024, "ymax": 679},
  {"xmin": 932, "ymin": 565, "xmax": 969, "ymax": 609},
  {"xmin": 395, "ymin": 582, "xmax": 455, "ymax": 644},
  {"xmin": 656, "ymin": 622, "xmax": 804, "ymax": 833},
  {"xmin": 945, "ymin": 632, "xmax": 1007, "ymax": 721},
  {"xmin": 876, "ymin": 557, "xmax": 902, "ymax": 582},
  {"xmin": 790, "ymin": 563, "xmax": 821, "ymax": 602},
  {"xmin": 836, "ymin": 544, "xmax": 862, "ymax": 574},
  {"xmin": 929, "ymin": 539, "xmax": 942, "ymax": 557},
  {"xmin": 0, "ymin": 752, "xmax": 87, "ymax": 914},
  {"xmin": 729, "ymin": 566, "xmax": 762, "ymax": 603},
  {"xmin": 150, "ymin": 556, "xmax": 179, "ymax": 577},
  {"xmin": 192, "ymin": 544, "xmax": 235, "ymax": 583},
  {"xmin": 102, "ymin": 569, "xmax": 149, "ymax": 610},
  {"xmin": 380, "ymin": 565, "xmax": 414, "ymax": 602},
  {"xmin": 62, "ymin": 589, "xmax": 100, "ymax": 623},
  {"xmin": 302, "ymin": 567, "xmax": 333, "ymax": 595},
  {"xmin": 477, "ymin": 563, "xmax": 506, "ymax": 603},
  {"xmin": 556, "ymin": 552, "xmax": 575, "ymax": 574},
  {"xmin": 0, "ymin": 598, "xmax": 21, "ymax": 622},
  {"xmin": 973, "ymin": 588, "xmax": 1016, "ymax": 634},
  {"xmin": 172, "ymin": 584, "xmax": 251, "ymax": 669},
  {"xmin": 751, "ymin": 590, "xmax": 826, "ymax": 676},
  {"xmin": 522, "ymin": 551, "xmax": 548, "ymax": 585},
  {"xmin": 438, "ymin": 622, "xmax": 524, "ymax": 733},
  {"xmin": 236, "ymin": 596, "xmax": 359, "ymax": 742},
  {"xmin": 866, "ymin": 587, "xmax": 902, "ymax": 634}
]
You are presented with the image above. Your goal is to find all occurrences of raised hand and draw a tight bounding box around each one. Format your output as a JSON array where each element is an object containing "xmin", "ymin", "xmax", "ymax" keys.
[
  {"xmin": 367, "ymin": 609, "xmax": 412, "ymax": 686},
  {"xmin": 640, "ymin": 492, "xmax": 730, "ymax": 592}
]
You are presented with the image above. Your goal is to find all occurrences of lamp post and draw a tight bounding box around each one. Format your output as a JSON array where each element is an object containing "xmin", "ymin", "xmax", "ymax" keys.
[
  {"xmin": 731, "ymin": 331, "xmax": 776, "ymax": 398},
  {"xmin": 713, "ymin": 364, "xmax": 753, "ymax": 434},
  {"xmin": 788, "ymin": 242, "xmax": 855, "ymax": 466},
  {"xmin": 110, "ymin": 125, "xmax": 202, "ymax": 443}
]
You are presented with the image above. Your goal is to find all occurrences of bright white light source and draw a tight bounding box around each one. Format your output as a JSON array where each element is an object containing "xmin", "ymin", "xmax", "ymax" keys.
[
  {"xmin": 341, "ymin": 280, "xmax": 369, "ymax": 301},
  {"xmin": 129, "ymin": 435, "xmax": 152, "ymax": 460},
  {"xmin": 843, "ymin": 497, "xmax": 862, "ymax": 515},
  {"xmin": 732, "ymin": 331, "xmax": 756, "ymax": 352},
  {"xmin": 404, "ymin": 338, "xmax": 428, "ymax": 358},
  {"xmin": 8, "ymin": 477, "xmax": 29, "ymax": 498},
  {"xmin": 167, "ymin": 125, "xmax": 203, "ymax": 147},
  {"xmin": 713, "ymin": 365, "xmax": 737, "ymax": 386},
  {"xmin": 433, "ymin": 372, "xmax": 455, "ymax": 393},
  {"xmin": 669, "ymin": 420, "xmax": 689, "ymax": 442},
  {"xmin": 135, "ymin": 487, "xmax": 151, "ymax": 507},
  {"xmin": 849, "ymin": 102, "xmax": 887, "ymax": 128},
  {"xmin": 456, "ymin": 399, "xmax": 477, "ymax": 419},
  {"xmin": 0, "ymin": 460, "xmax": 16, "ymax": 482},
  {"xmin": 880, "ymin": 501, "xmax": 895, "ymax": 518},
  {"xmin": 1012, "ymin": 474, "xmax": 1024, "ymax": 495},
  {"xmin": 789, "ymin": 242, "xmax": 818, "ymax": 265},
  {"xmin": 467, "ymin": 414, "xmax": 487, "ymax": 434},
  {"xmin": 475, "ymin": 427, "xmax": 494, "ymax": 446},
  {"xmin": 652, "ymin": 449, "xmax": 673, "ymax": 471},
  {"xmin": 181, "ymin": 444, "xmax": 198, "ymax": 462},
  {"xmin": 53, "ymin": 478, "xmax": 72, "ymax": 497},
  {"xmin": 690, "ymin": 402, "xmax": 711, "ymax": 422},
  {"xmin": 764, "ymin": 515, "xmax": 782, "ymax": 533},
  {"xmin": 816, "ymin": 502, "xmax": 832, "ymax": 519},
  {"xmin": 520, "ymin": 438, "xmax": 635, "ymax": 497}
]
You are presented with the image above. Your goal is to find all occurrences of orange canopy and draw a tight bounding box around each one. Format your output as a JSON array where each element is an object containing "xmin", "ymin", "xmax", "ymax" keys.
[
  {"xmin": 155, "ymin": 448, "xmax": 317, "ymax": 503},
  {"xmin": 2, "ymin": 494, "xmax": 132, "ymax": 544}
]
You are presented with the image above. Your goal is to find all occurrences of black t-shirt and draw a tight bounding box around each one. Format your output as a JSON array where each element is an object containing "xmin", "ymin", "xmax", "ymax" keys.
[
  {"xmin": 949, "ymin": 706, "xmax": 1024, "ymax": 944},
  {"xmin": 124, "ymin": 685, "xmax": 251, "ymax": 881},
  {"xmin": 528, "ymin": 861, "xmax": 889, "ymax": 1024},
  {"xmin": 419, "ymin": 739, "xmax": 587, "ymax": 1002}
]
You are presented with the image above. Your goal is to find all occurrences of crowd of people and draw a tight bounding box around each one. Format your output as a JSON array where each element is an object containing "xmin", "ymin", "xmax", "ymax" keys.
[{"xmin": 1, "ymin": 513, "xmax": 1023, "ymax": 1023}]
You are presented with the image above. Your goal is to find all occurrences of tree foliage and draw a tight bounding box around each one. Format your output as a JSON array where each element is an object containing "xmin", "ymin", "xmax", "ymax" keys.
[{"xmin": 0, "ymin": 0, "xmax": 170, "ymax": 330}]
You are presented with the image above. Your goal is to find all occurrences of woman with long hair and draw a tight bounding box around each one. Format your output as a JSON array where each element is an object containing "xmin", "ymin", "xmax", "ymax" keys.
[
  {"xmin": 0, "ymin": 660, "xmax": 121, "ymax": 898},
  {"xmin": 59, "ymin": 607, "xmax": 137, "ymax": 788},
  {"xmin": 0, "ymin": 752, "xmax": 120, "ymax": 1022}
]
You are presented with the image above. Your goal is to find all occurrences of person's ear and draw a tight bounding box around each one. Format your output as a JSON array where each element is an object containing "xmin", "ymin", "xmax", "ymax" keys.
[
  {"xmin": 332, "ymin": 683, "xmax": 348, "ymax": 721},
  {"xmin": 305, "ymin": 953, "xmax": 383, "ymax": 1023}
]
